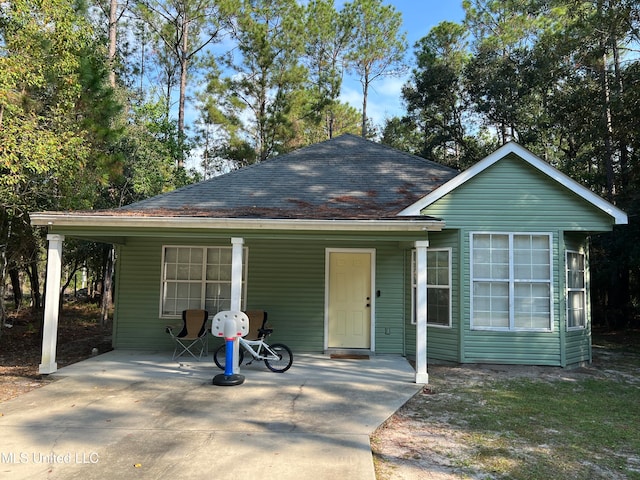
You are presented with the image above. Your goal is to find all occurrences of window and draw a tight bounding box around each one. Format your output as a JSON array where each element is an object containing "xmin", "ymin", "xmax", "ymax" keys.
[
  {"xmin": 412, "ymin": 248, "xmax": 452, "ymax": 327},
  {"xmin": 161, "ymin": 246, "xmax": 247, "ymax": 317},
  {"xmin": 471, "ymin": 233, "xmax": 552, "ymax": 331},
  {"xmin": 566, "ymin": 250, "xmax": 586, "ymax": 329}
]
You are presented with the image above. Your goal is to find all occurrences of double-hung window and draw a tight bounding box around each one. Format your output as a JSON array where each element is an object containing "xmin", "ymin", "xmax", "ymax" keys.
[
  {"xmin": 566, "ymin": 250, "xmax": 586, "ymax": 329},
  {"xmin": 160, "ymin": 246, "xmax": 247, "ymax": 317},
  {"xmin": 471, "ymin": 233, "xmax": 552, "ymax": 331},
  {"xmin": 411, "ymin": 248, "xmax": 452, "ymax": 327}
]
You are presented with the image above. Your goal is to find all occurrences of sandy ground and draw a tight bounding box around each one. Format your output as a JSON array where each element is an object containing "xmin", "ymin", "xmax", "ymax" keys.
[{"xmin": 371, "ymin": 347, "xmax": 640, "ymax": 479}]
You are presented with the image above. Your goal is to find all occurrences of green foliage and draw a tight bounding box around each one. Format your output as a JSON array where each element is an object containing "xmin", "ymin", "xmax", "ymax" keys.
[
  {"xmin": 344, "ymin": 0, "xmax": 407, "ymax": 136},
  {"xmin": 208, "ymin": 0, "xmax": 307, "ymax": 162}
]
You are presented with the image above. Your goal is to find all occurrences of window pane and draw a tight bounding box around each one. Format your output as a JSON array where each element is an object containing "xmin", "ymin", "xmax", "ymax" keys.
[
  {"xmin": 473, "ymin": 281, "xmax": 509, "ymax": 327},
  {"xmin": 177, "ymin": 248, "xmax": 191, "ymax": 263},
  {"xmin": 165, "ymin": 248, "xmax": 177, "ymax": 263},
  {"xmin": 163, "ymin": 281, "xmax": 202, "ymax": 316},
  {"xmin": 474, "ymin": 264, "xmax": 491, "ymax": 278},
  {"xmin": 473, "ymin": 234, "xmax": 491, "ymax": 248},
  {"xmin": 531, "ymin": 235, "xmax": 549, "ymax": 249},
  {"xmin": 219, "ymin": 248, "xmax": 232, "ymax": 265},
  {"xmin": 206, "ymin": 264, "xmax": 220, "ymax": 281},
  {"xmin": 218, "ymin": 264, "xmax": 231, "ymax": 281},
  {"xmin": 568, "ymin": 253, "xmax": 585, "ymax": 289},
  {"xmin": 474, "ymin": 234, "xmax": 508, "ymax": 280},
  {"xmin": 190, "ymin": 265, "xmax": 202, "ymax": 280},
  {"xmin": 177, "ymin": 264, "xmax": 190, "ymax": 280},
  {"xmin": 427, "ymin": 251, "xmax": 449, "ymax": 286},
  {"xmin": 514, "ymin": 283, "xmax": 550, "ymax": 329},
  {"xmin": 427, "ymin": 288, "xmax": 449, "ymax": 326},
  {"xmin": 207, "ymin": 248, "xmax": 220, "ymax": 264},
  {"xmin": 191, "ymin": 248, "xmax": 203, "ymax": 264},
  {"xmin": 165, "ymin": 263, "xmax": 177, "ymax": 280},
  {"xmin": 514, "ymin": 235, "xmax": 550, "ymax": 280},
  {"xmin": 568, "ymin": 291, "xmax": 585, "ymax": 328},
  {"xmin": 491, "ymin": 263, "xmax": 509, "ymax": 279}
]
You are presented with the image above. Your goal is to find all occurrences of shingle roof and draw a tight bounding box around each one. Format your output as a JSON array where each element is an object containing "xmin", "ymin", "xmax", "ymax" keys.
[{"xmin": 118, "ymin": 134, "xmax": 459, "ymax": 220}]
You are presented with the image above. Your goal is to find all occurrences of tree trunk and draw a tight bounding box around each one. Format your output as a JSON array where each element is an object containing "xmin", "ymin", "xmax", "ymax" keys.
[
  {"xmin": 361, "ymin": 75, "xmax": 369, "ymax": 137},
  {"xmin": 108, "ymin": 0, "xmax": 118, "ymax": 87},
  {"xmin": 177, "ymin": 17, "xmax": 189, "ymax": 169},
  {"xmin": 599, "ymin": 49, "xmax": 615, "ymax": 200},
  {"xmin": 26, "ymin": 260, "xmax": 41, "ymax": 310},
  {"xmin": 101, "ymin": 246, "xmax": 115, "ymax": 328},
  {"xmin": 8, "ymin": 267, "xmax": 22, "ymax": 306}
]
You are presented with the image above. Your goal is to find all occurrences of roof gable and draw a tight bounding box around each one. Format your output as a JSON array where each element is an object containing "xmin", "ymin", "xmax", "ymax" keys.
[
  {"xmin": 119, "ymin": 134, "xmax": 459, "ymax": 220},
  {"xmin": 398, "ymin": 142, "xmax": 628, "ymax": 225}
]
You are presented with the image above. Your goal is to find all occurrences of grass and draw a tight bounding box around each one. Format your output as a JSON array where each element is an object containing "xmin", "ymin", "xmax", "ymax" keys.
[{"xmin": 382, "ymin": 337, "xmax": 640, "ymax": 480}]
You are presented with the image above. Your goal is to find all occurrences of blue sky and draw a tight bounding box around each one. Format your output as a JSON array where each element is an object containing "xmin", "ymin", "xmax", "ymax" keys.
[{"xmin": 340, "ymin": 0, "xmax": 466, "ymax": 128}]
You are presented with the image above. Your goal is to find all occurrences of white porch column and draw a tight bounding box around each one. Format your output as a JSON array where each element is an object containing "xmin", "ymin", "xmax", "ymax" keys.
[
  {"xmin": 230, "ymin": 237, "xmax": 244, "ymax": 374},
  {"xmin": 230, "ymin": 237, "xmax": 244, "ymax": 310},
  {"xmin": 39, "ymin": 234, "xmax": 65, "ymax": 374},
  {"xmin": 414, "ymin": 240, "xmax": 429, "ymax": 384}
]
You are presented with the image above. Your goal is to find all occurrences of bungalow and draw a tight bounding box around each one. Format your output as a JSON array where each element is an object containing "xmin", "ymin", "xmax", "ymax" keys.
[{"xmin": 31, "ymin": 134, "xmax": 628, "ymax": 382}]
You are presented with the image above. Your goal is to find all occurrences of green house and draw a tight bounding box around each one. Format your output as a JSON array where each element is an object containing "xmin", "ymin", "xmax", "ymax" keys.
[{"xmin": 32, "ymin": 135, "xmax": 627, "ymax": 382}]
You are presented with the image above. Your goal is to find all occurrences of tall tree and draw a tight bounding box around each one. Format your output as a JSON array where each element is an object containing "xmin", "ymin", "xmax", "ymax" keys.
[
  {"xmin": 134, "ymin": 0, "xmax": 232, "ymax": 167},
  {"xmin": 400, "ymin": 21, "xmax": 487, "ymax": 168},
  {"xmin": 213, "ymin": 0, "xmax": 307, "ymax": 161},
  {"xmin": 344, "ymin": 0, "xmax": 407, "ymax": 137},
  {"xmin": 303, "ymin": 0, "xmax": 355, "ymax": 139},
  {"xmin": 0, "ymin": 0, "xmax": 121, "ymax": 326}
]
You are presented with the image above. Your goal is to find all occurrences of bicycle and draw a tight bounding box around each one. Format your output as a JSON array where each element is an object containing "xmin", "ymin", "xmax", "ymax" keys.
[{"xmin": 213, "ymin": 318, "xmax": 293, "ymax": 373}]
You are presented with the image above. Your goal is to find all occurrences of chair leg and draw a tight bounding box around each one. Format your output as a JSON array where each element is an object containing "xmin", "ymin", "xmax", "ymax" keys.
[{"xmin": 173, "ymin": 337, "xmax": 207, "ymax": 361}]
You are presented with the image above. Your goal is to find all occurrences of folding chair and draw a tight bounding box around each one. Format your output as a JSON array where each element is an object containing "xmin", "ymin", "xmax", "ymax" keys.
[
  {"xmin": 166, "ymin": 309, "xmax": 209, "ymax": 361},
  {"xmin": 244, "ymin": 310, "xmax": 269, "ymax": 340}
]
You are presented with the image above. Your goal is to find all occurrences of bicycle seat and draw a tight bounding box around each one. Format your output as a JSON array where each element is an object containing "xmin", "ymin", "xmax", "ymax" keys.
[{"xmin": 258, "ymin": 327, "xmax": 273, "ymax": 338}]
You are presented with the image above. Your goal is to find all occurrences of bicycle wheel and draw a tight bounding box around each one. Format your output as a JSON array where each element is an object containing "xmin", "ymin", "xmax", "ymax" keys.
[
  {"xmin": 263, "ymin": 343, "xmax": 293, "ymax": 373},
  {"xmin": 213, "ymin": 343, "xmax": 245, "ymax": 370}
]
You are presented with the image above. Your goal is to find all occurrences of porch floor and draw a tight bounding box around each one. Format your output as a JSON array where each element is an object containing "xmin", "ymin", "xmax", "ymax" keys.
[{"xmin": 0, "ymin": 351, "xmax": 422, "ymax": 480}]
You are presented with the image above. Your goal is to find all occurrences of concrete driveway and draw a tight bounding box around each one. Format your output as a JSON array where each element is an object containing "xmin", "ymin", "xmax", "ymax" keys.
[{"xmin": 0, "ymin": 351, "xmax": 421, "ymax": 480}]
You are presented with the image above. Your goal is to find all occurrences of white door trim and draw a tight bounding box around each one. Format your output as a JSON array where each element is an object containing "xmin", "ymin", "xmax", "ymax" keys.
[{"xmin": 324, "ymin": 248, "xmax": 376, "ymax": 351}]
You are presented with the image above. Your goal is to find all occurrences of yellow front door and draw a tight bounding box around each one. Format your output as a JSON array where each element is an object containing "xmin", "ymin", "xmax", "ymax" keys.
[{"xmin": 328, "ymin": 251, "xmax": 372, "ymax": 349}]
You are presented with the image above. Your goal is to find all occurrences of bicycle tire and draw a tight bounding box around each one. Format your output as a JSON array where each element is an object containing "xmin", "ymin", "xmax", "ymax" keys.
[
  {"xmin": 263, "ymin": 343, "xmax": 293, "ymax": 373},
  {"xmin": 213, "ymin": 343, "xmax": 245, "ymax": 370}
]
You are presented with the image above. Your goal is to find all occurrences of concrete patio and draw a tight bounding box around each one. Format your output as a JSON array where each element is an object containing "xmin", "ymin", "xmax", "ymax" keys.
[{"xmin": 0, "ymin": 351, "xmax": 422, "ymax": 479}]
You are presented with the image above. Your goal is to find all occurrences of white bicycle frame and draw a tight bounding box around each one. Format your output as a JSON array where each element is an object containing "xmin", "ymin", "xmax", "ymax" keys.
[{"xmin": 238, "ymin": 337, "xmax": 281, "ymax": 361}]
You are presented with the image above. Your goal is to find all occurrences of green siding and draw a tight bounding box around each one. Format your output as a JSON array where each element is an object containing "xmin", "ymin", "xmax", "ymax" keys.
[
  {"xmin": 405, "ymin": 230, "xmax": 461, "ymax": 363},
  {"xmin": 373, "ymin": 244, "xmax": 406, "ymax": 354},
  {"xmin": 113, "ymin": 238, "xmax": 167, "ymax": 350},
  {"xmin": 112, "ymin": 236, "xmax": 410, "ymax": 354},
  {"xmin": 419, "ymin": 156, "xmax": 606, "ymax": 367},
  {"xmin": 422, "ymin": 155, "xmax": 614, "ymax": 232}
]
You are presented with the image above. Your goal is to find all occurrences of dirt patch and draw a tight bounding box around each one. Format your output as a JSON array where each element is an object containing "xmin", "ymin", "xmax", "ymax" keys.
[
  {"xmin": 371, "ymin": 339, "xmax": 640, "ymax": 480},
  {"xmin": 0, "ymin": 304, "xmax": 112, "ymax": 403}
]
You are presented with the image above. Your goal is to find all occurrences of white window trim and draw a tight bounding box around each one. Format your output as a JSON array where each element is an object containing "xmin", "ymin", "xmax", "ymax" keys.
[
  {"xmin": 566, "ymin": 249, "xmax": 587, "ymax": 331},
  {"xmin": 470, "ymin": 232, "xmax": 554, "ymax": 332},
  {"xmin": 411, "ymin": 248, "xmax": 453, "ymax": 328},
  {"xmin": 159, "ymin": 245, "xmax": 248, "ymax": 318}
]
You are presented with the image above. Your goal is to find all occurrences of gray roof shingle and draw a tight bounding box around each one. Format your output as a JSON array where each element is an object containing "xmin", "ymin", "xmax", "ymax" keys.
[{"xmin": 118, "ymin": 134, "xmax": 459, "ymax": 220}]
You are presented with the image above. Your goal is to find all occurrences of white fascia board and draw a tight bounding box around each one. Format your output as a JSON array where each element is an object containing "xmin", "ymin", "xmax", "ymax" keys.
[
  {"xmin": 399, "ymin": 142, "xmax": 628, "ymax": 225},
  {"xmin": 30, "ymin": 213, "xmax": 445, "ymax": 232}
]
